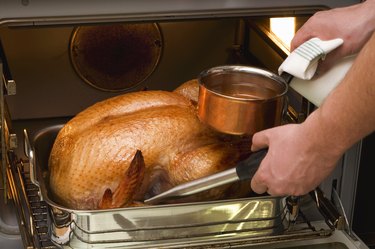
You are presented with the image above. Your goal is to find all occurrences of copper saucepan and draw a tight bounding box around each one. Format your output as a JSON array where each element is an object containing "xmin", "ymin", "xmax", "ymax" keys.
[{"xmin": 197, "ymin": 65, "xmax": 289, "ymax": 136}]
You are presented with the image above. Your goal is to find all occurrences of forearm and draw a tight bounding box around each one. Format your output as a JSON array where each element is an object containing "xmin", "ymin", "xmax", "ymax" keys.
[{"xmin": 302, "ymin": 32, "xmax": 375, "ymax": 156}]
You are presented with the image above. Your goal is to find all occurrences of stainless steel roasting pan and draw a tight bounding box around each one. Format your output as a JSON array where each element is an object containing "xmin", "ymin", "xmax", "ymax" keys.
[{"xmin": 23, "ymin": 124, "xmax": 332, "ymax": 248}]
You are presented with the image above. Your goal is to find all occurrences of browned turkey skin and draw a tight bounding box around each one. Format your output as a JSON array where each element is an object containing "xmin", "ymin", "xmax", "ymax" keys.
[{"xmin": 49, "ymin": 80, "xmax": 252, "ymax": 210}]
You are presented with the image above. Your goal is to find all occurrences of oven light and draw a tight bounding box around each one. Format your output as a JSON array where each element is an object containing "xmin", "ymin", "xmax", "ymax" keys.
[{"xmin": 270, "ymin": 17, "xmax": 296, "ymax": 50}]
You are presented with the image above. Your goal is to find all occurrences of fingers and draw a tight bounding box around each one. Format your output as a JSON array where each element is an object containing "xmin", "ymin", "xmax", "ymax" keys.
[
  {"xmin": 290, "ymin": 32, "xmax": 314, "ymax": 51},
  {"xmin": 250, "ymin": 128, "xmax": 284, "ymax": 196},
  {"xmin": 250, "ymin": 131, "xmax": 269, "ymax": 194},
  {"xmin": 251, "ymin": 168, "xmax": 287, "ymax": 196},
  {"xmin": 249, "ymin": 151, "xmax": 275, "ymax": 195},
  {"xmin": 250, "ymin": 130, "xmax": 270, "ymax": 194},
  {"xmin": 250, "ymin": 171, "xmax": 268, "ymax": 194},
  {"xmin": 251, "ymin": 130, "xmax": 269, "ymax": 152}
]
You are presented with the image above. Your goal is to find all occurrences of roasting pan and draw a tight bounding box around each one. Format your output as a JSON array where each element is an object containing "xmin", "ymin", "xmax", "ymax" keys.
[
  {"xmin": 22, "ymin": 122, "xmax": 355, "ymax": 249},
  {"xmin": 24, "ymin": 124, "xmax": 294, "ymax": 248}
]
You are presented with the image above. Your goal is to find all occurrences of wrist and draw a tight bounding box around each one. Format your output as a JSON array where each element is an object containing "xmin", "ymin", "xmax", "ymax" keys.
[{"xmin": 300, "ymin": 109, "xmax": 348, "ymax": 160}]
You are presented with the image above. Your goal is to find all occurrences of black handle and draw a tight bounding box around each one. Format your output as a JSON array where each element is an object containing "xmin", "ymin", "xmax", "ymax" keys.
[
  {"xmin": 310, "ymin": 187, "xmax": 342, "ymax": 228},
  {"xmin": 280, "ymin": 72, "xmax": 294, "ymax": 85},
  {"xmin": 235, "ymin": 149, "xmax": 267, "ymax": 181}
]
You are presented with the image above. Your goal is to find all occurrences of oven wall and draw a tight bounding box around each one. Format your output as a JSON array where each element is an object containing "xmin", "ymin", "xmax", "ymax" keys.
[{"xmin": 1, "ymin": 19, "xmax": 239, "ymax": 120}]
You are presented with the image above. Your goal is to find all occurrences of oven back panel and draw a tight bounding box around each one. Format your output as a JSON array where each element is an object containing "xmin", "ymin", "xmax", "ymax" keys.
[{"xmin": 1, "ymin": 19, "xmax": 239, "ymax": 120}]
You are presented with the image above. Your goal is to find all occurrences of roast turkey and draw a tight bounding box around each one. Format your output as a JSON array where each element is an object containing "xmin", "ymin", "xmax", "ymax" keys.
[{"xmin": 49, "ymin": 80, "xmax": 252, "ymax": 210}]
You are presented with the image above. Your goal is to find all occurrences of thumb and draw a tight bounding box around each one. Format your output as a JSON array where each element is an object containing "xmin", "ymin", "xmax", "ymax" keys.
[
  {"xmin": 251, "ymin": 170, "xmax": 268, "ymax": 195},
  {"xmin": 251, "ymin": 129, "xmax": 270, "ymax": 152}
]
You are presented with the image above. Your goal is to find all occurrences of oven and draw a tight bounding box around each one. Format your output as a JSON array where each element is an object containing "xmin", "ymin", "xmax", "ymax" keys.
[{"xmin": 0, "ymin": 1, "xmax": 372, "ymax": 248}]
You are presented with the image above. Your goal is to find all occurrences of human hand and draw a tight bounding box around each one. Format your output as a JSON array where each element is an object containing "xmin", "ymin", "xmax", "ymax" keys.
[
  {"xmin": 291, "ymin": 1, "xmax": 375, "ymax": 74},
  {"xmin": 250, "ymin": 120, "xmax": 341, "ymax": 196}
]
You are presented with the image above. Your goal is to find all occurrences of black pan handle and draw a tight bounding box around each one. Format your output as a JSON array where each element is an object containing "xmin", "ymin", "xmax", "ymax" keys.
[
  {"xmin": 280, "ymin": 72, "xmax": 294, "ymax": 85},
  {"xmin": 235, "ymin": 149, "xmax": 267, "ymax": 181}
]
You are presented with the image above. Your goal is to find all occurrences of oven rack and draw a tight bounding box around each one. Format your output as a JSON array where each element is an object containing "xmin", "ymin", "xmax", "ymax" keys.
[
  {"xmin": 7, "ymin": 158, "xmax": 56, "ymax": 249},
  {"xmin": 7, "ymin": 126, "xmax": 333, "ymax": 249},
  {"xmin": 7, "ymin": 154, "xmax": 337, "ymax": 249}
]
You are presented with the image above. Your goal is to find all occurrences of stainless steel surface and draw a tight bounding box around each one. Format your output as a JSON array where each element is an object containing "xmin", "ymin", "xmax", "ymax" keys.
[
  {"xmin": 0, "ymin": 0, "xmax": 361, "ymax": 25},
  {"xmin": 198, "ymin": 65, "xmax": 287, "ymax": 135},
  {"xmin": 49, "ymin": 199, "xmax": 287, "ymax": 248}
]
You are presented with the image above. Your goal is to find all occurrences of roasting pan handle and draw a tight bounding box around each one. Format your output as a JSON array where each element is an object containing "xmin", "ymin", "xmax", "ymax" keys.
[{"xmin": 23, "ymin": 129, "xmax": 40, "ymax": 188}]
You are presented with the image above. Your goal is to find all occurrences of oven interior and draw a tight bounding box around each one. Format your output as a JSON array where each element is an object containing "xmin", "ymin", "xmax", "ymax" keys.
[{"xmin": 0, "ymin": 2, "xmax": 371, "ymax": 248}]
